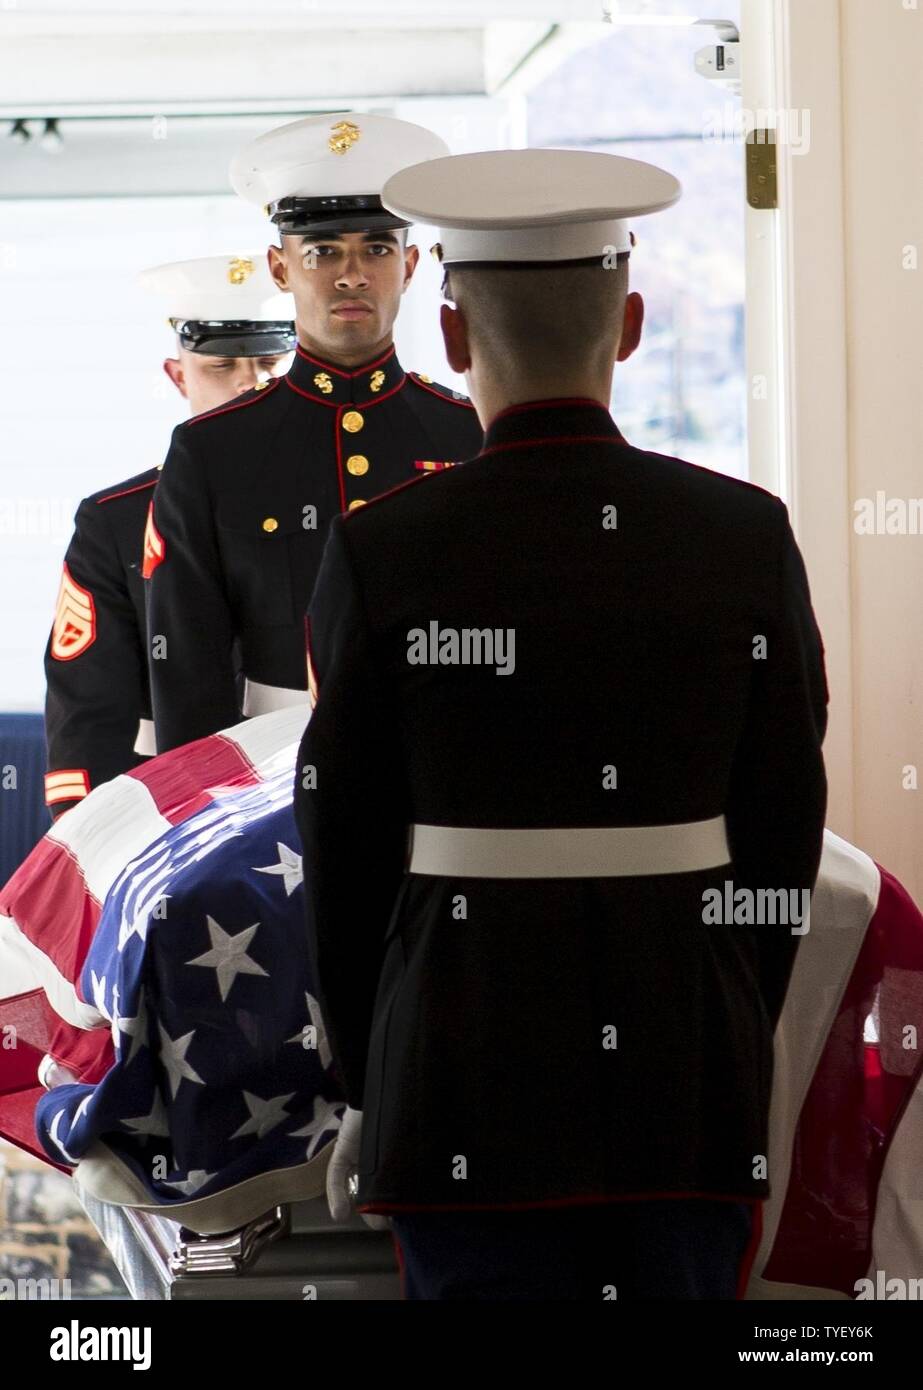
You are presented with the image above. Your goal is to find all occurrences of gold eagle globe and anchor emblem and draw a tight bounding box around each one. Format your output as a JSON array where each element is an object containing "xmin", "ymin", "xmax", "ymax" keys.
[
  {"xmin": 227, "ymin": 257, "xmax": 255, "ymax": 286},
  {"xmin": 313, "ymin": 372, "xmax": 334, "ymax": 394},
  {"xmin": 329, "ymin": 120, "xmax": 361, "ymax": 155},
  {"xmin": 369, "ymin": 370, "xmax": 386, "ymax": 393}
]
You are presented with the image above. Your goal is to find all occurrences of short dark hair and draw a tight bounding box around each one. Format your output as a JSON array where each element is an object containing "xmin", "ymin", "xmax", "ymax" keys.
[{"xmin": 445, "ymin": 256, "xmax": 630, "ymax": 376}]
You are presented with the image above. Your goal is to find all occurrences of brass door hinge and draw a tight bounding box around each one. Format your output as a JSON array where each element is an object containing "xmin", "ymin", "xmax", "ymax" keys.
[{"xmin": 746, "ymin": 131, "xmax": 778, "ymax": 210}]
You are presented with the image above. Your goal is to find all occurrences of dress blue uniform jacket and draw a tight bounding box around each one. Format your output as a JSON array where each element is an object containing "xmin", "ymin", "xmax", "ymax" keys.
[
  {"xmin": 43, "ymin": 468, "xmax": 158, "ymax": 816},
  {"xmin": 294, "ymin": 398, "xmax": 829, "ymax": 1212},
  {"xmin": 147, "ymin": 343, "xmax": 482, "ymax": 752}
]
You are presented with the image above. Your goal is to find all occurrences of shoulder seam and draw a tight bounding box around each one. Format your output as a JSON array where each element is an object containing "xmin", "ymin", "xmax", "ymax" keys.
[
  {"xmin": 94, "ymin": 476, "xmax": 158, "ymax": 505},
  {"xmin": 408, "ymin": 372, "xmax": 475, "ymax": 409},
  {"xmin": 344, "ymin": 473, "xmax": 427, "ymax": 519},
  {"xmin": 186, "ymin": 376, "xmax": 282, "ymax": 427}
]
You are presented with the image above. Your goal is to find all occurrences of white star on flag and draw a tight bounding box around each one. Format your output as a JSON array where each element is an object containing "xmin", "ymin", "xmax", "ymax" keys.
[
  {"xmin": 285, "ymin": 991, "xmax": 332, "ymax": 1070},
  {"xmin": 89, "ymin": 970, "xmax": 109, "ymax": 1021},
  {"xmin": 112, "ymin": 988, "xmax": 149, "ymax": 1066},
  {"xmin": 48, "ymin": 1108, "xmax": 76, "ymax": 1162},
  {"xmin": 230, "ymin": 1090, "xmax": 296, "ymax": 1140},
  {"xmin": 254, "ymin": 842, "xmax": 304, "ymax": 896},
  {"xmin": 72, "ymin": 1093, "xmax": 93, "ymax": 1130},
  {"xmin": 164, "ymin": 1169, "xmax": 217, "ymax": 1197},
  {"xmin": 157, "ymin": 1022, "xmax": 205, "ymax": 1098},
  {"xmin": 117, "ymin": 851, "xmax": 171, "ymax": 951},
  {"xmin": 288, "ymin": 1097, "xmax": 344, "ymax": 1160},
  {"xmin": 122, "ymin": 1088, "xmax": 171, "ymax": 1137},
  {"xmin": 186, "ymin": 916, "xmax": 268, "ymax": 1002}
]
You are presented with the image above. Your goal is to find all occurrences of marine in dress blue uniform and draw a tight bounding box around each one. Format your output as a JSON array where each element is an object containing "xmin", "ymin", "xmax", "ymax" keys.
[
  {"xmin": 294, "ymin": 149, "xmax": 829, "ymax": 1299},
  {"xmin": 147, "ymin": 114, "xmax": 482, "ymax": 753},
  {"xmin": 43, "ymin": 255, "xmax": 295, "ymax": 816}
]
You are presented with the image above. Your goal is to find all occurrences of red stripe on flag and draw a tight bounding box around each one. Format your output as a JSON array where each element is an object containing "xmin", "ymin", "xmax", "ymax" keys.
[
  {"xmin": 0, "ymin": 1086, "xmax": 70, "ymax": 1173},
  {"xmin": 763, "ymin": 864, "xmax": 923, "ymax": 1293},
  {"xmin": 0, "ymin": 988, "xmax": 112, "ymax": 1170},
  {"xmin": 0, "ymin": 838, "xmax": 101, "ymax": 986},
  {"xmin": 127, "ymin": 731, "xmax": 261, "ymax": 825}
]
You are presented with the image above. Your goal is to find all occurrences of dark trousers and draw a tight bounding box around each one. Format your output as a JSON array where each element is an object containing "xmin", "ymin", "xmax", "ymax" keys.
[{"xmin": 391, "ymin": 1199, "xmax": 758, "ymax": 1301}]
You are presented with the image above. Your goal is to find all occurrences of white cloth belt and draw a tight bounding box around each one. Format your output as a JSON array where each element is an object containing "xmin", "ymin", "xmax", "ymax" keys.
[
  {"xmin": 243, "ymin": 679, "xmax": 310, "ymax": 717},
  {"xmin": 133, "ymin": 719, "xmax": 156, "ymax": 757},
  {"xmin": 407, "ymin": 816, "xmax": 731, "ymax": 878}
]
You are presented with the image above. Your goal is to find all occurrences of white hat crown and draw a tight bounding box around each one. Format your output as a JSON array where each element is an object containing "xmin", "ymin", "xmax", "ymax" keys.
[{"xmin": 381, "ymin": 148, "xmax": 681, "ymax": 265}]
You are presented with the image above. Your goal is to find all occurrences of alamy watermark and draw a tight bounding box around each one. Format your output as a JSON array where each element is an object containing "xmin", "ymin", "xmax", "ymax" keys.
[
  {"xmin": 406, "ymin": 622, "xmax": 515, "ymax": 676},
  {"xmin": 0, "ymin": 1276, "xmax": 72, "ymax": 1300},
  {"xmin": 703, "ymin": 882, "xmax": 811, "ymax": 935},
  {"xmin": 853, "ymin": 492, "xmax": 923, "ymax": 535},
  {"xmin": 702, "ymin": 105, "xmax": 812, "ymax": 154}
]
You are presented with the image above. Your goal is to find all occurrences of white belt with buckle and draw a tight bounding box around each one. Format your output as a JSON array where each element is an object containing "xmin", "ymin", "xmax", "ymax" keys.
[
  {"xmin": 134, "ymin": 719, "xmax": 156, "ymax": 757},
  {"xmin": 406, "ymin": 817, "xmax": 731, "ymax": 878},
  {"xmin": 243, "ymin": 678, "xmax": 311, "ymax": 717}
]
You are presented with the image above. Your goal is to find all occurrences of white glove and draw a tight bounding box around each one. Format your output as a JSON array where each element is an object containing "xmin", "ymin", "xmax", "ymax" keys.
[
  {"xmin": 38, "ymin": 1054, "xmax": 79, "ymax": 1089},
  {"xmin": 326, "ymin": 1106, "xmax": 390, "ymax": 1230}
]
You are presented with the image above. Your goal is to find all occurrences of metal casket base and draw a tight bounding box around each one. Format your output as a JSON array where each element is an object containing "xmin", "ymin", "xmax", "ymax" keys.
[{"xmin": 76, "ymin": 1191, "xmax": 402, "ymax": 1301}]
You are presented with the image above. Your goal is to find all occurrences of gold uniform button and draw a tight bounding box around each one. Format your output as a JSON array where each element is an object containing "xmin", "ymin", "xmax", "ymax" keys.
[
  {"xmin": 348, "ymin": 499, "xmax": 367, "ymax": 511},
  {"xmin": 262, "ymin": 517, "xmax": 278, "ymax": 533},
  {"xmin": 254, "ymin": 380, "xmax": 270, "ymax": 391},
  {"xmin": 346, "ymin": 453, "xmax": 369, "ymax": 477},
  {"xmin": 342, "ymin": 410, "xmax": 364, "ymax": 433}
]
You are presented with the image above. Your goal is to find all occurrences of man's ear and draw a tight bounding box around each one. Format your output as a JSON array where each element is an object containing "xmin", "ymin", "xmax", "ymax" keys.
[
  {"xmin": 400, "ymin": 241, "xmax": 420, "ymax": 294},
  {"xmin": 267, "ymin": 242, "xmax": 289, "ymax": 292},
  {"xmin": 616, "ymin": 291, "xmax": 645, "ymax": 362},
  {"xmin": 440, "ymin": 301, "xmax": 471, "ymax": 375},
  {"xmin": 163, "ymin": 358, "xmax": 187, "ymax": 400}
]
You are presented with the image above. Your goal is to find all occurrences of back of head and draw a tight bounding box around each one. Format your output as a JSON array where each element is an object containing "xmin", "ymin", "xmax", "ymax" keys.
[{"xmin": 446, "ymin": 257, "xmax": 630, "ymax": 386}]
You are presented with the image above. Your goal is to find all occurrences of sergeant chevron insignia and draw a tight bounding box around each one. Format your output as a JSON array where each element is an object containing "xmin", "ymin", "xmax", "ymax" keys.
[
  {"xmin": 51, "ymin": 564, "xmax": 96, "ymax": 660},
  {"xmin": 141, "ymin": 502, "xmax": 166, "ymax": 579}
]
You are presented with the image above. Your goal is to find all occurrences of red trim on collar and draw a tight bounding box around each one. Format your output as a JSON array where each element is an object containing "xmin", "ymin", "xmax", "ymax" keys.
[
  {"xmin": 479, "ymin": 434, "xmax": 629, "ymax": 459},
  {"xmin": 94, "ymin": 478, "xmax": 157, "ymax": 505},
  {"xmin": 285, "ymin": 371, "xmax": 406, "ymax": 410},
  {"xmin": 294, "ymin": 341, "xmax": 396, "ymax": 379},
  {"xmin": 187, "ymin": 376, "xmax": 282, "ymax": 426},
  {"xmin": 487, "ymin": 397, "xmax": 608, "ymax": 427}
]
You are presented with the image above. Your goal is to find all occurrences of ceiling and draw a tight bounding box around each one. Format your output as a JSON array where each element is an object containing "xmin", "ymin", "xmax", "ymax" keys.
[{"xmin": 0, "ymin": 1, "xmax": 738, "ymax": 196}]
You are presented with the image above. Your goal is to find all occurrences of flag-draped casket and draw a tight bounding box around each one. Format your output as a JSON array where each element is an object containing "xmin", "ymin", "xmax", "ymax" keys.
[
  {"xmin": 0, "ymin": 709, "xmax": 921, "ymax": 1284},
  {"xmin": 0, "ymin": 709, "xmax": 344, "ymax": 1232}
]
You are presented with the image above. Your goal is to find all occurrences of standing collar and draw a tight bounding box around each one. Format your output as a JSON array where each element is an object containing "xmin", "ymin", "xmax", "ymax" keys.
[
  {"xmin": 482, "ymin": 398, "xmax": 627, "ymax": 454},
  {"xmin": 286, "ymin": 341, "xmax": 405, "ymax": 406}
]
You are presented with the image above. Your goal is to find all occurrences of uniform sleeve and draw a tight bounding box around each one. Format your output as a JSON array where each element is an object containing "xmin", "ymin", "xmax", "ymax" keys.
[
  {"xmin": 43, "ymin": 500, "xmax": 147, "ymax": 818},
  {"xmin": 725, "ymin": 500, "xmax": 829, "ymax": 1027},
  {"xmin": 293, "ymin": 517, "xmax": 409, "ymax": 1108},
  {"xmin": 146, "ymin": 426, "xmax": 241, "ymax": 751}
]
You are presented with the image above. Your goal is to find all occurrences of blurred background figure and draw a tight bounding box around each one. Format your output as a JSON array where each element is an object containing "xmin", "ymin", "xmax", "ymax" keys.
[{"xmin": 43, "ymin": 254, "xmax": 294, "ymax": 816}]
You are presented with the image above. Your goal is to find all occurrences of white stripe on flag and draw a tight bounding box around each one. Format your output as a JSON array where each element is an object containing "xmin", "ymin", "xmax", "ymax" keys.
[
  {"xmin": 219, "ymin": 707, "xmax": 308, "ymax": 780},
  {"xmin": 746, "ymin": 830, "xmax": 880, "ymax": 1299},
  {"xmin": 49, "ymin": 775, "xmax": 172, "ymax": 907},
  {"xmin": 0, "ymin": 913, "xmax": 104, "ymax": 1030},
  {"xmin": 870, "ymin": 1083, "xmax": 923, "ymax": 1285}
]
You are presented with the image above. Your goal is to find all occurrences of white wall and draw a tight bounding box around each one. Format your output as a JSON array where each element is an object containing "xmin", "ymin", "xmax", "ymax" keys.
[{"xmin": 783, "ymin": 0, "xmax": 923, "ymax": 901}]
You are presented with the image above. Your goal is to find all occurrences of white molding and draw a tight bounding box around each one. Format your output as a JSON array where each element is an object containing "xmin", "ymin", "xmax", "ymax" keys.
[{"xmin": 774, "ymin": 0, "xmax": 855, "ymax": 841}]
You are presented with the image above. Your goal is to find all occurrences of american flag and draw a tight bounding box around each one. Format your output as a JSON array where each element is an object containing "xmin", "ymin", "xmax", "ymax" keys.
[
  {"xmin": 0, "ymin": 708, "xmax": 345, "ymax": 1218},
  {"xmin": 0, "ymin": 711, "xmax": 921, "ymax": 1295}
]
